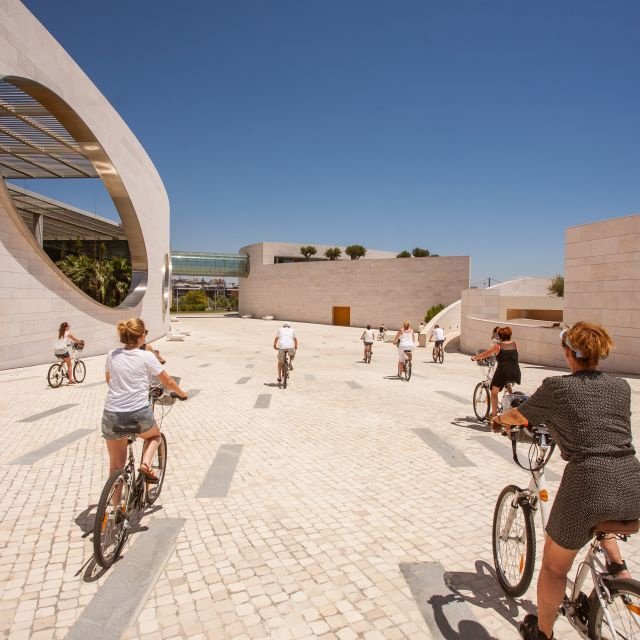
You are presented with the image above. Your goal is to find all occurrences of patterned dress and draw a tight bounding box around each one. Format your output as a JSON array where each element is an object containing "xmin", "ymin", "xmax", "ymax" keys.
[{"xmin": 518, "ymin": 370, "xmax": 640, "ymax": 550}]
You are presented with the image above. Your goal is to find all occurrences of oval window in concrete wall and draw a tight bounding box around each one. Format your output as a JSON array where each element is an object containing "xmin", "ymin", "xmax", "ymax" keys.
[{"xmin": 0, "ymin": 77, "xmax": 148, "ymax": 309}]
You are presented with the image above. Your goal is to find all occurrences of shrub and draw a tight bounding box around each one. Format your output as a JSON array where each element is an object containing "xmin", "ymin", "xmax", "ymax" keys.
[
  {"xmin": 300, "ymin": 245, "xmax": 317, "ymax": 261},
  {"xmin": 548, "ymin": 274, "xmax": 564, "ymax": 297},
  {"xmin": 412, "ymin": 247, "xmax": 431, "ymax": 257},
  {"xmin": 425, "ymin": 303, "xmax": 445, "ymax": 323},
  {"xmin": 396, "ymin": 250, "xmax": 411, "ymax": 258},
  {"xmin": 345, "ymin": 244, "xmax": 367, "ymax": 260},
  {"xmin": 324, "ymin": 247, "xmax": 342, "ymax": 260}
]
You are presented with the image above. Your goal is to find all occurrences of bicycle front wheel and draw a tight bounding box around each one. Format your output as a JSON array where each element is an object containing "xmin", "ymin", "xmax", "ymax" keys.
[
  {"xmin": 145, "ymin": 433, "xmax": 168, "ymax": 506},
  {"xmin": 73, "ymin": 360, "xmax": 86, "ymax": 383},
  {"xmin": 473, "ymin": 382, "xmax": 491, "ymax": 421},
  {"xmin": 588, "ymin": 577, "xmax": 640, "ymax": 639},
  {"xmin": 47, "ymin": 363, "xmax": 64, "ymax": 388},
  {"xmin": 93, "ymin": 470, "xmax": 131, "ymax": 568},
  {"xmin": 492, "ymin": 484, "xmax": 536, "ymax": 597}
]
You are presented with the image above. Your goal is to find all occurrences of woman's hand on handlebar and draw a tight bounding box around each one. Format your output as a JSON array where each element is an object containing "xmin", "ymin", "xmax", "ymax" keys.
[{"xmin": 170, "ymin": 391, "xmax": 188, "ymax": 401}]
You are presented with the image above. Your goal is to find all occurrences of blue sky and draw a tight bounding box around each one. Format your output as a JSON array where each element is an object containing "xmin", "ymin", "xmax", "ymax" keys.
[{"xmin": 18, "ymin": 0, "xmax": 640, "ymax": 283}]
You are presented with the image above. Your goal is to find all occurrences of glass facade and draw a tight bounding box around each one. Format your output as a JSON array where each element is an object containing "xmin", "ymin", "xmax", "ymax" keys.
[{"xmin": 170, "ymin": 251, "xmax": 249, "ymax": 278}]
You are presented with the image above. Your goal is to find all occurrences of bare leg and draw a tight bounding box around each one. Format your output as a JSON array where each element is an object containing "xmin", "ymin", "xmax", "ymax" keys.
[
  {"xmin": 536, "ymin": 536, "xmax": 578, "ymax": 638},
  {"xmin": 602, "ymin": 536, "xmax": 632, "ymax": 579},
  {"xmin": 490, "ymin": 385, "xmax": 500, "ymax": 417},
  {"xmin": 65, "ymin": 356, "xmax": 75, "ymax": 382},
  {"xmin": 106, "ymin": 439, "xmax": 128, "ymax": 475},
  {"xmin": 139, "ymin": 425, "xmax": 161, "ymax": 469}
]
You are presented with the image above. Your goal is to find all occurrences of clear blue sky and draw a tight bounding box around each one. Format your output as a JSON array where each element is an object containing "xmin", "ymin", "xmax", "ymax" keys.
[{"xmin": 18, "ymin": 0, "xmax": 640, "ymax": 283}]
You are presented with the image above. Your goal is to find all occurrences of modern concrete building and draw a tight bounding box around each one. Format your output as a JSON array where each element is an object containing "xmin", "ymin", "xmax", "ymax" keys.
[
  {"xmin": 239, "ymin": 242, "xmax": 470, "ymax": 329},
  {"xmin": 0, "ymin": 0, "xmax": 170, "ymax": 370}
]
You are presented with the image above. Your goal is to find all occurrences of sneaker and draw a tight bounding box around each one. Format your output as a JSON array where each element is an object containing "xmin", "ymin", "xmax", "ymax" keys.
[
  {"xmin": 277, "ymin": 378, "xmax": 282, "ymax": 383},
  {"xmin": 519, "ymin": 614, "xmax": 553, "ymax": 640}
]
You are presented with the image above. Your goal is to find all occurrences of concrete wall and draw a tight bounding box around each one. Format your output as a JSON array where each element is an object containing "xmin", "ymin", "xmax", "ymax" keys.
[
  {"xmin": 239, "ymin": 243, "xmax": 469, "ymax": 330},
  {"xmin": 564, "ymin": 214, "xmax": 640, "ymax": 374},
  {"xmin": 0, "ymin": 0, "xmax": 170, "ymax": 370}
]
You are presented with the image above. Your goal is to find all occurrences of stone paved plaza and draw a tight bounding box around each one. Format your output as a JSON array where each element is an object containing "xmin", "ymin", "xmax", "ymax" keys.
[{"xmin": 1, "ymin": 317, "xmax": 639, "ymax": 640}]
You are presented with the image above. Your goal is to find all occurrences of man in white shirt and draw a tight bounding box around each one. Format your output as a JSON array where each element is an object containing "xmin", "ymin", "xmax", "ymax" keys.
[
  {"xmin": 273, "ymin": 322, "xmax": 298, "ymax": 383},
  {"xmin": 429, "ymin": 324, "xmax": 445, "ymax": 349}
]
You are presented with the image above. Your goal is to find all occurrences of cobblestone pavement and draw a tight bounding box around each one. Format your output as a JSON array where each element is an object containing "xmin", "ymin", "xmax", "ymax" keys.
[{"xmin": 1, "ymin": 317, "xmax": 639, "ymax": 640}]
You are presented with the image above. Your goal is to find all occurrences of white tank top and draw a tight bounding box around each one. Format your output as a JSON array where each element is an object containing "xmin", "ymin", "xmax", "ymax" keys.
[{"xmin": 398, "ymin": 330, "xmax": 414, "ymax": 347}]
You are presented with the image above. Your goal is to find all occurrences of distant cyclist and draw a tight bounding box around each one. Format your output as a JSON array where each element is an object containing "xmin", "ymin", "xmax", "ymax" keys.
[
  {"xmin": 273, "ymin": 322, "xmax": 297, "ymax": 383},
  {"xmin": 361, "ymin": 325, "xmax": 375, "ymax": 361},
  {"xmin": 394, "ymin": 320, "xmax": 415, "ymax": 377},
  {"xmin": 53, "ymin": 321, "xmax": 84, "ymax": 384},
  {"xmin": 377, "ymin": 324, "xmax": 386, "ymax": 341},
  {"xmin": 429, "ymin": 324, "xmax": 445, "ymax": 351}
]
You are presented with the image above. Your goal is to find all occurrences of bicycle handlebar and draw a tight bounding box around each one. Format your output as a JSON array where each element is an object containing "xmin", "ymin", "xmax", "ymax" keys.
[{"xmin": 503, "ymin": 423, "xmax": 555, "ymax": 472}]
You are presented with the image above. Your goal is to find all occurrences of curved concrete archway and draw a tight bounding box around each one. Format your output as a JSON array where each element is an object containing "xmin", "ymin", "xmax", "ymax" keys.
[{"xmin": 0, "ymin": 0, "xmax": 170, "ymax": 369}]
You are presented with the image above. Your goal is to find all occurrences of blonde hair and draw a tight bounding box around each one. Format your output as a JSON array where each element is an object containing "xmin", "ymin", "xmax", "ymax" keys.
[
  {"xmin": 403, "ymin": 320, "xmax": 411, "ymax": 330},
  {"xmin": 564, "ymin": 321, "xmax": 613, "ymax": 368},
  {"xmin": 117, "ymin": 318, "xmax": 146, "ymax": 347}
]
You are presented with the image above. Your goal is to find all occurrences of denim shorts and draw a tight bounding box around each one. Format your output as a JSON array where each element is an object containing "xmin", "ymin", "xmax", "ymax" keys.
[{"xmin": 101, "ymin": 405, "xmax": 156, "ymax": 441}]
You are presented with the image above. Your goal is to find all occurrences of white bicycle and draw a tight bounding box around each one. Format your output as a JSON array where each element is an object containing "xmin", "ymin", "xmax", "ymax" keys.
[{"xmin": 493, "ymin": 424, "xmax": 640, "ymax": 639}]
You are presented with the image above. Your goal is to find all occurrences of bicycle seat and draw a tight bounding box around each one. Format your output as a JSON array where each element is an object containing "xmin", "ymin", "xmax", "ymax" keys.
[{"xmin": 594, "ymin": 520, "xmax": 640, "ymax": 535}]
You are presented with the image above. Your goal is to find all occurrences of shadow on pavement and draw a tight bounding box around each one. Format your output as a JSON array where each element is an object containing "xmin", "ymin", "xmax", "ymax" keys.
[{"xmin": 451, "ymin": 416, "xmax": 490, "ymax": 433}]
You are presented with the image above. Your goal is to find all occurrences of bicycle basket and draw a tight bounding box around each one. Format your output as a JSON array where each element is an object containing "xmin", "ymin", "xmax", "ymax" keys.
[{"xmin": 72, "ymin": 342, "xmax": 84, "ymax": 351}]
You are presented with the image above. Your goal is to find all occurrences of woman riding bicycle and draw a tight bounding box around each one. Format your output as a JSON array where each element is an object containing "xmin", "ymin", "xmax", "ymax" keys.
[
  {"xmin": 492, "ymin": 321, "xmax": 640, "ymax": 640},
  {"xmin": 102, "ymin": 318, "xmax": 187, "ymax": 483},
  {"xmin": 53, "ymin": 321, "xmax": 84, "ymax": 384},
  {"xmin": 471, "ymin": 326, "xmax": 520, "ymax": 418},
  {"xmin": 394, "ymin": 320, "xmax": 415, "ymax": 377}
]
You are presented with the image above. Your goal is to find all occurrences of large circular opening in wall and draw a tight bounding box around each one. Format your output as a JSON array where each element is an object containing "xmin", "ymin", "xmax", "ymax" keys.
[{"xmin": 0, "ymin": 77, "xmax": 147, "ymax": 309}]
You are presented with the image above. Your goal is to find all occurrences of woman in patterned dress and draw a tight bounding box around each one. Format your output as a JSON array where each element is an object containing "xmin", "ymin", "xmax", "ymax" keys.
[{"xmin": 492, "ymin": 321, "xmax": 640, "ymax": 640}]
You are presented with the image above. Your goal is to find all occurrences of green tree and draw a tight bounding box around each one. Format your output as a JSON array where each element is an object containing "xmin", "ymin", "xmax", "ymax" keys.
[
  {"xmin": 300, "ymin": 245, "xmax": 317, "ymax": 261},
  {"xmin": 110, "ymin": 256, "xmax": 132, "ymax": 305},
  {"xmin": 548, "ymin": 274, "xmax": 564, "ymax": 297},
  {"xmin": 396, "ymin": 250, "xmax": 411, "ymax": 258},
  {"xmin": 324, "ymin": 247, "xmax": 342, "ymax": 260},
  {"xmin": 178, "ymin": 289, "xmax": 210, "ymax": 311},
  {"xmin": 425, "ymin": 303, "xmax": 445, "ymax": 323},
  {"xmin": 57, "ymin": 253, "xmax": 97, "ymax": 295},
  {"xmin": 412, "ymin": 247, "xmax": 431, "ymax": 257},
  {"xmin": 345, "ymin": 244, "xmax": 367, "ymax": 260}
]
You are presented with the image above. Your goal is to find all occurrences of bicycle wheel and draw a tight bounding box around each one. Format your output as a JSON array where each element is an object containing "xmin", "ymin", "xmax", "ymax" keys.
[
  {"xmin": 93, "ymin": 470, "xmax": 131, "ymax": 568},
  {"xmin": 432, "ymin": 347, "xmax": 438, "ymax": 362},
  {"xmin": 473, "ymin": 382, "xmax": 491, "ymax": 421},
  {"xmin": 405, "ymin": 360, "xmax": 412, "ymax": 381},
  {"xmin": 145, "ymin": 433, "xmax": 167, "ymax": 506},
  {"xmin": 588, "ymin": 577, "xmax": 640, "ymax": 639},
  {"xmin": 73, "ymin": 360, "xmax": 86, "ymax": 383},
  {"xmin": 492, "ymin": 484, "xmax": 536, "ymax": 597},
  {"xmin": 438, "ymin": 348, "xmax": 444, "ymax": 364},
  {"xmin": 47, "ymin": 363, "xmax": 64, "ymax": 388},
  {"xmin": 282, "ymin": 358, "xmax": 288, "ymax": 389}
]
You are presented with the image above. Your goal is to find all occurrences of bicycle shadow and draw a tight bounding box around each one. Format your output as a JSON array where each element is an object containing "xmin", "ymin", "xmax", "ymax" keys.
[
  {"xmin": 401, "ymin": 560, "xmax": 535, "ymax": 639},
  {"xmin": 451, "ymin": 416, "xmax": 490, "ymax": 433},
  {"xmin": 75, "ymin": 503, "xmax": 98, "ymax": 538}
]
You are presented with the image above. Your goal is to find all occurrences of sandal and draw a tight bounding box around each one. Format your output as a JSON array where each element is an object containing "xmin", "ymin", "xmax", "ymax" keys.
[
  {"xmin": 607, "ymin": 560, "xmax": 630, "ymax": 578},
  {"xmin": 519, "ymin": 614, "xmax": 553, "ymax": 640},
  {"xmin": 138, "ymin": 462, "xmax": 159, "ymax": 484}
]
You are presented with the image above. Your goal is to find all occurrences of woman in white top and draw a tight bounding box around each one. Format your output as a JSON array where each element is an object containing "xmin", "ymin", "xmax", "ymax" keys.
[
  {"xmin": 361, "ymin": 324, "xmax": 375, "ymax": 361},
  {"xmin": 394, "ymin": 320, "xmax": 415, "ymax": 377},
  {"xmin": 54, "ymin": 322, "xmax": 84, "ymax": 384},
  {"xmin": 102, "ymin": 318, "xmax": 187, "ymax": 483}
]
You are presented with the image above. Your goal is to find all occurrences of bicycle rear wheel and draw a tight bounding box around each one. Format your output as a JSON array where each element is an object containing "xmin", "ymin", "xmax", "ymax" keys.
[
  {"xmin": 145, "ymin": 433, "xmax": 167, "ymax": 505},
  {"xmin": 282, "ymin": 357, "xmax": 288, "ymax": 389},
  {"xmin": 73, "ymin": 360, "xmax": 86, "ymax": 383},
  {"xmin": 47, "ymin": 363, "xmax": 64, "ymax": 388},
  {"xmin": 438, "ymin": 348, "xmax": 444, "ymax": 364},
  {"xmin": 93, "ymin": 470, "xmax": 131, "ymax": 568},
  {"xmin": 492, "ymin": 484, "xmax": 536, "ymax": 597},
  {"xmin": 432, "ymin": 347, "xmax": 438, "ymax": 362},
  {"xmin": 405, "ymin": 360, "xmax": 412, "ymax": 381},
  {"xmin": 588, "ymin": 577, "xmax": 640, "ymax": 639},
  {"xmin": 473, "ymin": 382, "xmax": 491, "ymax": 421}
]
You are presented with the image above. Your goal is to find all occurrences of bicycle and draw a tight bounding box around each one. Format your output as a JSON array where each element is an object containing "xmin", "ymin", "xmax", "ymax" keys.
[
  {"xmin": 377, "ymin": 330, "xmax": 386, "ymax": 341},
  {"xmin": 364, "ymin": 343, "xmax": 373, "ymax": 364},
  {"xmin": 432, "ymin": 342, "xmax": 445, "ymax": 364},
  {"xmin": 493, "ymin": 423, "xmax": 640, "ymax": 639},
  {"xmin": 401, "ymin": 350, "xmax": 412, "ymax": 381},
  {"xmin": 47, "ymin": 342, "xmax": 86, "ymax": 387},
  {"xmin": 280, "ymin": 350, "xmax": 293, "ymax": 389},
  {"xmin": 93, "ymin": 384, "xmax": 183, "ymax": 568},
  {"xmin": 472, "ymin": 358, "xmax": 524, "ymax": 421}
]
